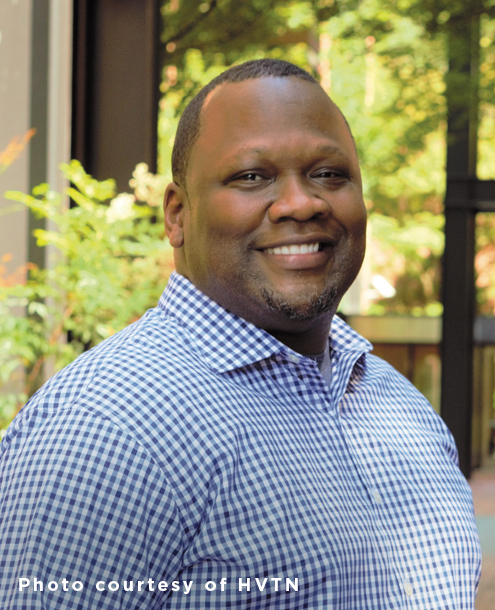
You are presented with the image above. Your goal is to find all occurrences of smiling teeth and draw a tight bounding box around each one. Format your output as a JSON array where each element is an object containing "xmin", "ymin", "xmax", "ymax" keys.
[{"xmin": 266, "ymin": 243, "xmax": 320, "ymax": 255}]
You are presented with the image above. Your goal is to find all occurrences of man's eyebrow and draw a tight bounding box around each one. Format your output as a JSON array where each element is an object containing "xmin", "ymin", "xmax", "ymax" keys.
[{"xmin": 311, "ymin": 145, "xmax": 352, "ymax": 161}]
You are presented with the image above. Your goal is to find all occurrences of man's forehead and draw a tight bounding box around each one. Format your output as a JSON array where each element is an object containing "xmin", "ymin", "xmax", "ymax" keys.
[
  {"xmin": 198, "ymin": 77, "xmax": 353, "ymax": 144},
  {"xmin": 201, "ymin": 76, "xmax": 334, "ymax": 121},
  {"xmin": 194, "ymin": 78, "xmax": 356, "ymax": 163}
]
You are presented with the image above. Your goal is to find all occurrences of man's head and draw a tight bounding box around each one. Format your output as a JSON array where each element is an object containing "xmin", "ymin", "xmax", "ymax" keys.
[{"xmin": 164, "ymin": 59, "xmax": 367, "ymax": 353}]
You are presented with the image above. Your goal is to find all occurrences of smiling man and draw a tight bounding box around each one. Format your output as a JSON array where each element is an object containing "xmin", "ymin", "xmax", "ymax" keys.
[{"xmin": 0, "ymin": 59, "xmax": 481, "ymax": 609}]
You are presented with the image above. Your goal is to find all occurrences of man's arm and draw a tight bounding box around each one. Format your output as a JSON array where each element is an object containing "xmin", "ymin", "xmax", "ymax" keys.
[{"xmin": 0, "ymin": 407, "xmax": 184, "ymax": 609}]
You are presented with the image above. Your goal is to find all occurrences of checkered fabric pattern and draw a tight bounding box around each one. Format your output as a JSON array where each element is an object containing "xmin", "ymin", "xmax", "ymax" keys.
[{"xmin": 0, "ymin": 271, "xmax": 481, "ymax": 609}]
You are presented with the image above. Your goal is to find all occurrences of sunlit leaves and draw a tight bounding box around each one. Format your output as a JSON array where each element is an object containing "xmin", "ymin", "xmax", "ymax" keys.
[{"xmin": 0, "ymin": 161, "xmax": 174, "ymax": 430}]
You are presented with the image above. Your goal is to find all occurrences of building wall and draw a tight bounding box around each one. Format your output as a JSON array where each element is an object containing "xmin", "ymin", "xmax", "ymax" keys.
[
  {"xmin": 0, "ymin": 0, "xmax": 72, "ymax": 276},
  {"xmin": 0, "ymin": 0, "xmax": 32, "ymax": 279}
]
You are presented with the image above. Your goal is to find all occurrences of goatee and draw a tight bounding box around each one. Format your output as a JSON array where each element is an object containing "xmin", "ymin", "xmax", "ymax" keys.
[{"xmin": 260, "ymin": 285, "xmax": 339, "ymax": 321}]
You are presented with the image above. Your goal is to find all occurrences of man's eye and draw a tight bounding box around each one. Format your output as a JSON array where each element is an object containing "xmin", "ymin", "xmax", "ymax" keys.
[
  {"xmin": 238, "ymin": 173, "xmax": 264, "ymax": 181},
  {"xmin": 313, "ymin": 169, "xmax": 344, "ymax": 179}
]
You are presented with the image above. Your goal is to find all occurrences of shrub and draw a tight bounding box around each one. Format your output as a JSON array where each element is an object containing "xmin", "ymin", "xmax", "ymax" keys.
[{"xmin": 0, "ymin": 161, "xmax": 174, "ymax": 433}]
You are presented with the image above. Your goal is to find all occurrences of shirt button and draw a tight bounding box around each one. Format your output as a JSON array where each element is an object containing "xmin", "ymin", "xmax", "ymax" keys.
[
  {"xmin": 404, "ymin": 582, "xmax": 413, "ymax": 597},
  {"xmin": 288, "ymin": 355, "xmax": 300, "ymax": 364},
  {"xmin": 371, "ymin": 489, "xmax": 382, "ymax": 504}
]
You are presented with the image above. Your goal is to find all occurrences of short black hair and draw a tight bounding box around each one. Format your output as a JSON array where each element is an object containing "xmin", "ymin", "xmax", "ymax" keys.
[{"xmin": 171, "ymin": 59, "xmax": 319, "ymax": 186}]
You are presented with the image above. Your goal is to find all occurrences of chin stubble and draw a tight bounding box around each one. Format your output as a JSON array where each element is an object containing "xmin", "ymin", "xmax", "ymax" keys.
[{"xmin": 260, "ymin": 284, "xmax": 339, "ymax": 321}]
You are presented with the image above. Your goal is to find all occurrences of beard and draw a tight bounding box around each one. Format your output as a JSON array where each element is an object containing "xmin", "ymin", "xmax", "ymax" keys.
[{"xmin": 260, "ymin": 284, "xmax": 339, "ymax": 321}]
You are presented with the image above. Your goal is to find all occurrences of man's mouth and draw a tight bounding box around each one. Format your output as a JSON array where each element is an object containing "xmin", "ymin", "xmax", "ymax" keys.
[{"xmin": 264, "ymin": 242, "xmax": 324, "ymax": 255}]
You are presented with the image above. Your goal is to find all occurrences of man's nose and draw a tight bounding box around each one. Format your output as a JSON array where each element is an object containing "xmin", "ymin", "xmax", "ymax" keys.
[{"xmin": 267, "ymin": 175, "xmax": 330, "ymax": 223}]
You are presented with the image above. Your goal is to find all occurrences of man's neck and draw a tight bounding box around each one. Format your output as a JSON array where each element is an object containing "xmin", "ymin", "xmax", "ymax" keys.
[{"xmin": 265, "ymin": 318, "xmax": 333, "ymax": 355}]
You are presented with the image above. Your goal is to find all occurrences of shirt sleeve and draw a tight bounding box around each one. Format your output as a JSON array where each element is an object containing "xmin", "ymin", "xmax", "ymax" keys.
[{"xmin": 0, "ymin": 406, "xmax": 185, "ymax": 609}]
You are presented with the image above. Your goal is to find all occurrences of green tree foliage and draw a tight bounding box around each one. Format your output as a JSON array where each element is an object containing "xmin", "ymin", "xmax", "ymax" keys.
[
  {"xmin": 475, "ymin": 16, "xmax": 495, "ymax": 315},
  {"xmin": 382, "ymin": 0, "xmax": 495, "ymax": 35},
  {"xmin": 478, "ymin": 14, "xmax": 495, "ymax": 179},
  {"xmin": 476, "ymin": 212, "xmax": 495, "ymax": 316},
  {"xmin": 0, "ymin": 162, "xmax": 172, "ymax": 431}
]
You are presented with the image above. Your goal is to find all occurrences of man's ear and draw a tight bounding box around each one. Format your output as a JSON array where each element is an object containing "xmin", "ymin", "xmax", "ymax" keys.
[{"xmin": 164, "ymin": 182, "xmax": 186, "ymax": 248}]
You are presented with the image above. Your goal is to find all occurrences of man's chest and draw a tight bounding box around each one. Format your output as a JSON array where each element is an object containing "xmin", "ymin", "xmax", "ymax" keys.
[{"xmin": 159, "ymin": 374, "xmax": 480, "ymax": 609}]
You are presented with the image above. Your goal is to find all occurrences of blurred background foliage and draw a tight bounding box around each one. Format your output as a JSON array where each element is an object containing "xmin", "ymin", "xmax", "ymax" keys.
[
  {"xmin": 0, "ymin": 161, "xmax": 171, "ymax": 431},
  {"xmin": 2, "ymin": 0, "xmax": 495, "ymax": 429}
]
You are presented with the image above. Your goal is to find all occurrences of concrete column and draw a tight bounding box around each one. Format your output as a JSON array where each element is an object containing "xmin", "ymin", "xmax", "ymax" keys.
[{"xmin": 0, "ymin": 0, "xmax": 32, "ymax": 279}]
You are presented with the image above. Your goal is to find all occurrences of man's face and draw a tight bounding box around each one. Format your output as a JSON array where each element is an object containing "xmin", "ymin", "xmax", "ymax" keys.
[{"xmin": 165, "ymin": 77, "xmax": 366, "ymax": 336}]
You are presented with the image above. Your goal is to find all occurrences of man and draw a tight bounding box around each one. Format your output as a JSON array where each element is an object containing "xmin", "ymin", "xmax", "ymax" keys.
[{"xmin": 0, "ymin": 59, "xmax": 481, "ymax": 609}]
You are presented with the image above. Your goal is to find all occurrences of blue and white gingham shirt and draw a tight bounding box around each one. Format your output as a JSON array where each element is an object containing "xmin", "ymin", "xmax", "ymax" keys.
[{"xmin": 0, "ymin": 271, "xmax": 481, "ymax": 609}]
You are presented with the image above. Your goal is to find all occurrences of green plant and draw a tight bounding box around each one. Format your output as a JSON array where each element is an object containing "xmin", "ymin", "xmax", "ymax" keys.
[{"xmin": 0, "ymin": 161, "xmax": 173, "ymax": 433}]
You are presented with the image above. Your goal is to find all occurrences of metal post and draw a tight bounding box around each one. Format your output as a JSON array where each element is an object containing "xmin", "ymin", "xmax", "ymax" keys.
[{"xmin": 441, "ymin": 17, "xmax": 480, "ymax": 477}]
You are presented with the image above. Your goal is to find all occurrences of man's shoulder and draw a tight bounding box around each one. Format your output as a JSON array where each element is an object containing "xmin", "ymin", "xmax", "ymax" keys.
[
  {"xmin": 2, "ymin": 304, "xmax": 240, "ymax": 481},
  {"xmin": 35, "ymin": 305, "xmax": 195, "ymax": 394},
  {"xmin": 362, "ymin": 351, "xmax": 430, "ymax": 403},
  {"xmin": 8, "ymin": 305, "xmax": 225, "ymax": 439}
]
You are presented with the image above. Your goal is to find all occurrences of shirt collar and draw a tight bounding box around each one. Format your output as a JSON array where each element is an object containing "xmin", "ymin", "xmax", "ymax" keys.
[
  {"xmin": 330, "ymin": 314, "xmax": 373, "ymax": 356},
  {"xmin": 158, "ymin": 271, "xmax": 372, "ymax": 373}
]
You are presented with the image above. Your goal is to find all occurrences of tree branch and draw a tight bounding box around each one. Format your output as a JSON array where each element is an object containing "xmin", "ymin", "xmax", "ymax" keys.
[{"xmin": 162, "ymin": 0, "xmax": 218, "ymax": 47}]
